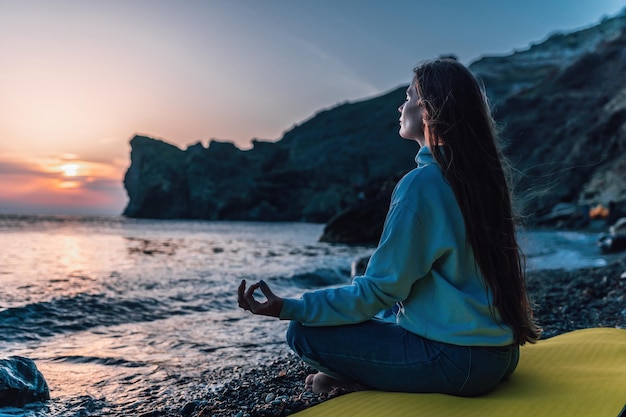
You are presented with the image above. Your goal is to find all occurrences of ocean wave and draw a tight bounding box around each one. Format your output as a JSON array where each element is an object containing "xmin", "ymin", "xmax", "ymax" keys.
[
  {"xmin": 50, "ymin": 355, "xmax": 147, "ymax": 368},
  {"xmin": 0, "ymin": 293, "xmax": 208, "ymax": 343}
]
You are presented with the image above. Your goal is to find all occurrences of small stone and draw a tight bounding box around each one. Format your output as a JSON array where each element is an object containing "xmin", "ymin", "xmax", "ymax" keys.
[
  {"xmin": 264, "ymin": 393, "xmax": 276, "ymax": 403},
  {"xmin": 620, "ymin": 270, "xmax": 626, "ymax": 279},
  {"xmin": 278, "ymin": 370, "xmax": 287, "ymax": 377},
  {"xmin": 181, "ymin": 401, "xmax": 200, "ymax": 416},
  {"xmin": 300, "ymin": 391, "xmax": 317, "ymax": 401}
]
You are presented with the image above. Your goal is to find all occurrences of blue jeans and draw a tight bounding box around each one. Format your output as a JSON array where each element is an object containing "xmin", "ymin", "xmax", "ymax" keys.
[{"xmin": 286, "ymin": 319, "xmax": 519, "ymax": 396}]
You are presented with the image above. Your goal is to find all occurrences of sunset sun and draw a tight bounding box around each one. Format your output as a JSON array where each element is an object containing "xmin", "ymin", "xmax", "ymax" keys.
[{"xmin": 60, "ymin": 163, "xmax": 80, "ymax": 177}]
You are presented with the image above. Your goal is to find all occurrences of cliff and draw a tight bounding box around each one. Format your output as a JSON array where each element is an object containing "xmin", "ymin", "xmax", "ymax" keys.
[
  {"xmin": 124, "ymin": 10, "xmax": 626, "ymax": 242},
  {"xmin": 469, "ymin": 11, "xmax": 626, "ymax": 220},
  {"xmin": 123, "ymin": 88, "xmax": 417, "ymax": 222}
]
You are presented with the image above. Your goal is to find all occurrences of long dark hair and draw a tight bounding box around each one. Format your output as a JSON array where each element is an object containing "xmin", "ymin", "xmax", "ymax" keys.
[{"xmin": 414, "ymin": 59, "xmax": 541, "ymax": 345}]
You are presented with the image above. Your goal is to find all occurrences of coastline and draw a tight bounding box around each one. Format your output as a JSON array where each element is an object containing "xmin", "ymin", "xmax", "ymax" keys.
[{"xmin": 183, "ymin": 256, "xmax": 626, "ymax": 417}]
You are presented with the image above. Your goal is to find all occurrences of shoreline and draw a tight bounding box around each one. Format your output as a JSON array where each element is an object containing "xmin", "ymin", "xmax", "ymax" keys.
[{"xmin": 183, "ymin": 256, "xmax": 626, "ymax": 417}]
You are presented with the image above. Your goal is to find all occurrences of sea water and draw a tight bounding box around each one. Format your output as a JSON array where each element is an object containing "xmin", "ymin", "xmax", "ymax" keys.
[{"xmin": 0, "ymin": 215, "xmax": 615, "ymax": 416}]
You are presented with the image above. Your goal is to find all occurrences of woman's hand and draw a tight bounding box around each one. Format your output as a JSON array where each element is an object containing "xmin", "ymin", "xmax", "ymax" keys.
[{"xmin": 238, "ymin": 279, "xmax": 284, "ymax": 318}]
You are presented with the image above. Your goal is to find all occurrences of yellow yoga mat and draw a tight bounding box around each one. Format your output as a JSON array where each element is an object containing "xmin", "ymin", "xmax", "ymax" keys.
[{"xmin": 292, "ymin": 328, "xmax": 626, "ymax": 417}]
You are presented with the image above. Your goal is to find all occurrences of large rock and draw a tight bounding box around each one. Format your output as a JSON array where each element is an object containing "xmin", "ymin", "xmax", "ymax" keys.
[
  {"xmin": 319, "ymin": 175, "xmax": 400, "ymax": 244},
  {"xmin": 0, "ymin": 356, "xmax": 50, "ymax": 407}
]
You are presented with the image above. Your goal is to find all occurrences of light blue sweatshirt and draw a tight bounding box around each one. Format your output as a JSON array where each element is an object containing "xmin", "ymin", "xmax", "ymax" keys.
[{"xmin": 280, "ymin": 146, "xmax": 514, "ymax": 346}]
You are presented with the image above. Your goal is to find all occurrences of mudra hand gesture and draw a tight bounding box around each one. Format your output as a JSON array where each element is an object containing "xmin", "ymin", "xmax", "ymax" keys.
[{"xmin": 238, "ymin": 279, "xmax": 283, "ymax": 318}]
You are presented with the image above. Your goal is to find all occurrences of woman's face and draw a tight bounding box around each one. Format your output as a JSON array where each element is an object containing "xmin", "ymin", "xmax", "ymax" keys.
[{"xmin": 398, "ymin": 80, "xmax": 427, "ymax": 145}]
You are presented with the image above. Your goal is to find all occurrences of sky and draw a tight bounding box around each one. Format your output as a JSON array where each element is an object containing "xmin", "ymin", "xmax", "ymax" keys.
[{"xmin": 1, "ymin": 0, "xmax": 624, "ymax": 216}]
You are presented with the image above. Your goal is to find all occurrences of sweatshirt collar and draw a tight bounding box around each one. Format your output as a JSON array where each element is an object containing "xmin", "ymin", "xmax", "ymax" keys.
[{"xmin": 415, "ymin": 145, "xmax": 434, "ymax": 167}]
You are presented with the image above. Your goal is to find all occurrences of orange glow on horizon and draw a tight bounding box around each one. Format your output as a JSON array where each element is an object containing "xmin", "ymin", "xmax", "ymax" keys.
[
  {"xmin": 41, "ymin": 158, "xmax": 120, "ymax": 190},
  {"xmin": 0, "ymin": 153, "xmax": 128, "ymax": 215},
  {"xmin": 58, "ymin": 180, "xmax": 81, "ymax": 189}
]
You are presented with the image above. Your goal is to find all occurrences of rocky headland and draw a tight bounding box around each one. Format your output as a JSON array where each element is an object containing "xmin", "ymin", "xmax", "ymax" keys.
[
  {"xmin": 123, "ymin": 92, "xmax": 417, "ymax": 225},
  {"xmin": 123, "ymin": 10, "xmax": 626, "ymax": 245}
]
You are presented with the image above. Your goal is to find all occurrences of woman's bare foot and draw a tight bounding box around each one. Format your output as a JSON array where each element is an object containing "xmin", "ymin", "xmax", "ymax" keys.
[
  {"xmin": 304, "ymin": 372, "xmax": 368, "ymax": 394},
  {"xmin": 304, "ymin": 373, "xmax": 316, "ymax": 391}
]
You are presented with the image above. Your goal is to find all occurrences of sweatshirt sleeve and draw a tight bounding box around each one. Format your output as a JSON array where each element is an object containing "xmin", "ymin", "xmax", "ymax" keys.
[{"xmin": 279, "ymin": 194, "xmax": 434, "ymax": 326}]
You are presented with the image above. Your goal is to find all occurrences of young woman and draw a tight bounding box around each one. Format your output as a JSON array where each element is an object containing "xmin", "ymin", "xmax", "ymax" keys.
[{"xmin": 238, "ymin": 58, "xmax": 540, "ymax": 396}]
